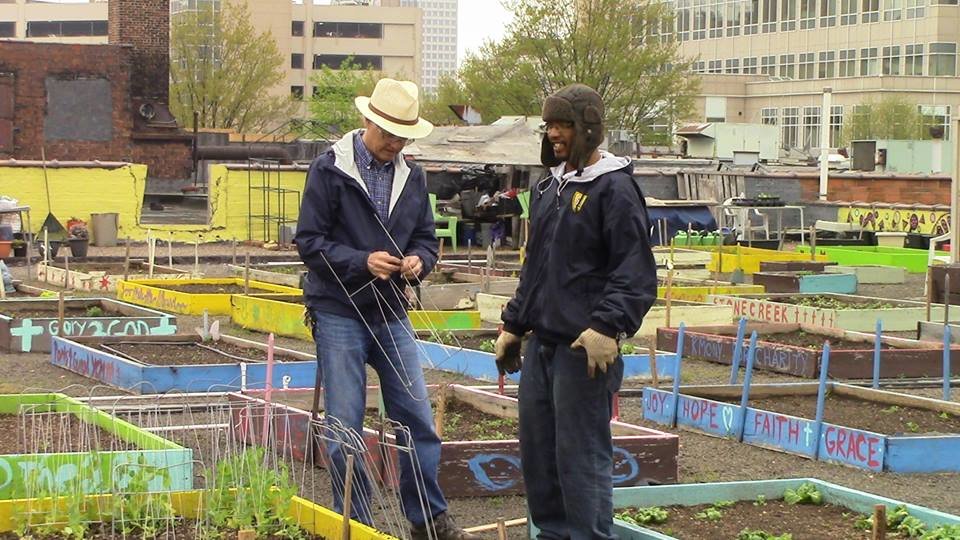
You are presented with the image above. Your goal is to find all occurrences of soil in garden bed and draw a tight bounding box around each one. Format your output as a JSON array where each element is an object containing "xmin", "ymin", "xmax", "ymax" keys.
[
  {"xmin": 0, "ymin": 304, "xmax": 116, "ymax": 319},
  {"xmin": 159, "ymin": 283, "xmax": 279, "ymax": 294},
  {"xmin": 717, "ymin": 393, "xmax": 960, "ymax": 435},
  {"xmin": 420, "ymin": 333, "xmax": 498, "ymax": 351},
  {"xmin": 0, "ymin": 413, "xmax": 136, "ymax": 454},
  {"xmin": 101, "ymin": 341, "xmax": 303, "ymax": 365},
  {"xmin": 636, "ymin": 499, "xmax": 871, "ymax": 539},
  {"xmin": 755, "ymin": 330, "xmax": 895, "ymax": 351},
  {"xmin": 771, "ymin": 296, "xmax": 904, "ymax": 310}
]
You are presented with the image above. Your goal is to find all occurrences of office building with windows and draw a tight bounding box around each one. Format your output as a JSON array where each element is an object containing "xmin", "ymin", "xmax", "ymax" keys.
[
  {"xmin": 0, "ymin": 0, "xmax": 107, "ymax": 42},
  {"xmin": 670, "ymin": 0, "xmax": 960, "ymax": 150},
  {"xmin": 383, "ymin": 0, "xmax": 458, "ymax": 93}
]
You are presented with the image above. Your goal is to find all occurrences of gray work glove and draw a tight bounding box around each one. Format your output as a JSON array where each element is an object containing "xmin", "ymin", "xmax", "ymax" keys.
[
  {"xmin": 571, "ymin": 328, "xmax": 618, "ymax": 378},
  {"xmin": 494, "ymin": 331, "xmax": 522, "ymax": 375}
]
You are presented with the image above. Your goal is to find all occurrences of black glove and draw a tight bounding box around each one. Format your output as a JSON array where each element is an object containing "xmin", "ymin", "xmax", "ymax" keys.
[{"xmin": 494, "ymin": 331, "xmax": 522, "ymax": 375}]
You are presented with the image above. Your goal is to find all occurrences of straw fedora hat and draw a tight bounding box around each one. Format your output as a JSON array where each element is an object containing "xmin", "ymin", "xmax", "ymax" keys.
[{"xmin": 355, "ymin": 78, "xmax": 434, "ymax": 140}]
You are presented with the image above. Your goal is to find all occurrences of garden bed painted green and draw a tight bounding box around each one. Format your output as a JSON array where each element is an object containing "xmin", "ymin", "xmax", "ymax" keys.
[{"xmin": 797, "ymin": 245, "xmax": 946, "ymax": 273}]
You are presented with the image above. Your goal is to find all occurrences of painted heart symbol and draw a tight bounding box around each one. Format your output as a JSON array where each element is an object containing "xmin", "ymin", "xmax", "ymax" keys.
[{"xmin": 721, "ymin": 406, "xmax": 734, "ymax": 432}]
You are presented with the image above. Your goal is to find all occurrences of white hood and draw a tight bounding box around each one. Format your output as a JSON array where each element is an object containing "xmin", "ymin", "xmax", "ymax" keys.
[
  {"xmin": 550, "ymin": 151, "xmax": 631, "ymax": 191},
  {"xmin": 331, "ymin": 129, "xmax": 412, "ymax": 217}
]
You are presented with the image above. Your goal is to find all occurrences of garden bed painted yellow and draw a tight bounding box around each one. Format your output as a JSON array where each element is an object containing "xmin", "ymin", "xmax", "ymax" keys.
[{"xmin": 117, "ymin": 278, "xmax": 301, "ymax": 316}]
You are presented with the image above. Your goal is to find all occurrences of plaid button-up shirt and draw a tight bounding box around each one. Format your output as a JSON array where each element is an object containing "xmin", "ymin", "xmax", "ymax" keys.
[{"xmin": 353, "ymin": 131, "xmax": 394, "ymax": 224}]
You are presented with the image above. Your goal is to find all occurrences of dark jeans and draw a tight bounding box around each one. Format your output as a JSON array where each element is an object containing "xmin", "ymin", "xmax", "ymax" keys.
[
  {"xmin": 312, "ymin": 309, "xmax": 448, "ymax": 528},
  {"xmin": 519, "ymin": 335, "xmax": 624, "ymax": 540}
]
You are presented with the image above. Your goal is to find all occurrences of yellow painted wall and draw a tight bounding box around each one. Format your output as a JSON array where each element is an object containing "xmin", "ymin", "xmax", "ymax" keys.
[
  {"xmin": 837, "ymin": 205, "xmax": 951, "ymax": 235},
  {"xmin": 0, "ymin": 164, "xmax": 308, "ymax": 242}
]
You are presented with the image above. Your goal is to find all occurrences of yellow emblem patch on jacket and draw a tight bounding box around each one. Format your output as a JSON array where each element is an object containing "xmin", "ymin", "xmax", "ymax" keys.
[{"xmin": 571, "ymin": 191, "xmax": 588, "ymax": 213}]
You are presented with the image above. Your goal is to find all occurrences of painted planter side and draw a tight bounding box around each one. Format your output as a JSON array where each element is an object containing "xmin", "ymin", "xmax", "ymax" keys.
[
  {"xmin": 606, "ymin": 478, "xmax": 960, "ymax": 540},
  {"xmin": 37, "ymin": 262, "xmax": 194, "ymax": 292},
  {"xmin": 116, "ymin": 278, "xmax": 301, "ymax": 316},
  {"xmin": 759, "ymin": 261, "xmax": 838, "ymax": 272},
  {"xmin": 0, "ymin": 393, "xmax": 192, "ymax": 499},
  {"xmin": 657, "ymin": 325, "xmax": 960, "ymax": 379},
  {"xmin": 798, "ymin": 245, "xmax": 945, "ymax": 273},
  {"xmin": 752, "ymin": 272, "xmax": 857, "ymax": 294},
  {"xmin": 50, "ymin": 335, "xmax": 318, "ymax": 394},
  {"xmin": 230, "ymin": 386, "xmax": 679, "ymax": 498},
  {"xmin": 0, "ymin": 298, "xmax": 177, "ymax": 353},
  {"xmin": 700, "ymin": 247, "xmax": 828, "ymax": 274},
  {"xmin": 825, "ymin": 265, "xmax": 907, "ymax": 284},
  {"xmin": 919, "ymin": 321, "xmax": 960, "ymax": 345},
  {"xmin": 931, "ymin": 264, "xmax": 960, "ymax": 305},
  {"xmin": 707, "ymin": 293, "xmax": 944, "ymax": 332},
  {"xmin": 228, "ymin": 264, "xmax": 305, "ymax": 287}
]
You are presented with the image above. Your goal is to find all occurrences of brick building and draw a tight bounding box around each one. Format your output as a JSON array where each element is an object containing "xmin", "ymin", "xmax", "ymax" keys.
[{"xmin": 0, "ymin": 0, "xmax": 191, "ymax": 180}]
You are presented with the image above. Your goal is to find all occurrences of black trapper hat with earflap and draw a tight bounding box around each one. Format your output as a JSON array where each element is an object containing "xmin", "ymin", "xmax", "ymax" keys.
[{"xmin": 540, "ymin": 83, "xmax": 605, "ymax": 172}]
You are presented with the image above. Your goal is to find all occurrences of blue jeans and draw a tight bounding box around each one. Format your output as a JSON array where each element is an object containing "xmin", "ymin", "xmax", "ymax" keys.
[
  {"xmin": 519, "ymin": 335, "xmax": 624, "ymax": 540},
  {"xmin": 312, "ymin": 309, "xmax": 448, "ymax": 528}
]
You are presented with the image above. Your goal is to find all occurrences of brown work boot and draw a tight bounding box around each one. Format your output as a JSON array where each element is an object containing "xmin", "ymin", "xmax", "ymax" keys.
[{"xmin": 410, "ymin": 512, "xmax": 481, "ymax": 540}]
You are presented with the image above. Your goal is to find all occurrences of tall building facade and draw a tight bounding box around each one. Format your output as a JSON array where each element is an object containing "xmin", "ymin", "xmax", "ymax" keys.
[
  {"xmin": 670, "ymin": 0, "xmax": 960, "ymax": 149},
  {"xmin": 383, "ymin": 0, "xmax": 457, "ymax": 93},
  {"xmin": 0, "ymin": 0, "xmax": 107, "ymax": 43}
]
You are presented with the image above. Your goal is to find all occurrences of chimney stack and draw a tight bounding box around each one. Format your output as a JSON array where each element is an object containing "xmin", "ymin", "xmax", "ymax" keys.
[{"xmin": 109, "ymin": 0, "xmax": 170, "ymax": 104}]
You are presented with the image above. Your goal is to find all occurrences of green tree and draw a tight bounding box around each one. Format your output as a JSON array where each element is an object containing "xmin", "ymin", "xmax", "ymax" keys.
[
  {"xmin": 170, "ymin": 3, "xmax": 295, "ymax": 132},
  {"xmin": 841, "ymin": 95, "xmax": 929, "ymax": 145},
  {"xmin": 422, "ymin": 0, "xmax": 699, "ymax": 142},
  {"xmin": 303, "ymin": 58, "xmax": 379, "ymax": 139}
]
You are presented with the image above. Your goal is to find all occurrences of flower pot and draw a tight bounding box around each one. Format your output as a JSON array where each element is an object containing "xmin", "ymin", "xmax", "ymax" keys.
[
  {"xmin": 68, "ymin": 238, "xmax": 89, "ymax": 258},
  {"xmin": 0, "ymin": 241, "xmax": 10, "ymax": 259},
  {"xmin": 12, "ymin": 244, "xmax": 26, "ymax": 257}
]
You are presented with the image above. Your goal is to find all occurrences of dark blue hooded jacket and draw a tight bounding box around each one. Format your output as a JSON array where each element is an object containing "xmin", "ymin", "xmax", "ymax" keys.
[
  {"xmin": 294, "ymin": 130, "xmax": 438, "ymax": 322},
  {"xmin": 502, "ymin": 152, "xmax": 657, "ymax": 344}
]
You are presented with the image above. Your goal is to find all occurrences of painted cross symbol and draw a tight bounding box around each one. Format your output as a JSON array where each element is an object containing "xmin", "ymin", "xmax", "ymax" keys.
[
  {"xmin": 150, "ymin": 317, "xmax": 177, "ymax": 336},
  {"xmin": 803, "ymin": 423, "xmax": 814, "ymax": 446},
  {"xmin": 99, "ymin": 276, "xmax": 111, "ymax": 290},
  {"xmin": 11, "ymin": 319, "xmax": 46, "ymax": 353}
]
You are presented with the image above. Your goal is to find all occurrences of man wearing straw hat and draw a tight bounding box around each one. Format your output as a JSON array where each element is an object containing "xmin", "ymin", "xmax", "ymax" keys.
[{"xmin": 295, "ymin": 78, "xmax": 478, "ymax": 540}]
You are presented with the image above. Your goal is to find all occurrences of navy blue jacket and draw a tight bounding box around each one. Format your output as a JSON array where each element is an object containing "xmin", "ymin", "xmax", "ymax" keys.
[
  {"xmin": 502, "ymin": 154, "xmax": 657, "ymax": 344},
  {"xmin": 294, "ymin": 131, "xmax": 439, "ymax": 322}
]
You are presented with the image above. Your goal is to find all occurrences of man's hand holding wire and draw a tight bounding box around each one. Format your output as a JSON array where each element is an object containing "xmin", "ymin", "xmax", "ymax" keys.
[
  {"xmin": 400, "ymin": 255, "xmax": 423, "ymax": 280},
  {"xmin": 368, "ymin": 251, "xmax": 402, "ymax": 280}
]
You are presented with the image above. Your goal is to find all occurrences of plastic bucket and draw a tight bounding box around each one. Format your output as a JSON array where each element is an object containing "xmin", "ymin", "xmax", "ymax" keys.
[{"xmin": 91, "ymin": 213, "xmax": 119, "ymax": 247}]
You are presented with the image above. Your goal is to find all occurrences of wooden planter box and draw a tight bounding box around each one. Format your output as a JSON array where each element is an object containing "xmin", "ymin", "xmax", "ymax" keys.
[
  {"xmin": 759, "ymin": 261, "xmax": 838, "ymax": 273},
  {"xmin": 752, "ymin": 271, "xmax": 857, "ymax": 294},
  {"xmin": 0, "ymin": 297, "xmax": 177, "ymax": 353},
  {"xmin": 116, "ymin": 278, "xmax": 301, "ymax": 316},
  {"xmin": 643, "ymin": 382, "xmax": 960, "ymax": 472},
  {"xmin": 918, "ymin": 320, "xmax": 960, "ymax": 345},
  {"xmin": 657, "ymin": 323, "xmax": 960, "ymax": 378},
  {"xmin": 692, "ymin": 246, "xmax": 829, "ymax": 275},
  {"xmin": 37, "ymin": 261, "xmax": 195, "ymax": 292},
  {"xmin": 228, "ymin": 262, "xmax": 305, "ymax": 288},
  {"xmin": 230, "ymin": 385, "xmax": 679, "ymax": 498},
  {"xmin": 824, "ymin": 264, "xmax": 907, "ymax": 284},
  {"xmin": 0, "ymin": 393, "xmax": 192, "ymax": 499},
  {"xmin": 50, "ymin": 334, "xmax": 317, "ymax": 394},
  {"xmin": 707, "ymin": 293, "xmax": 944, "ymax": 332},
  {"xmin": 798, "ymin": 245, "xmax": 944, "ymax": 273},
  {"xmin": 606, "ymin": 478, "xmax": 960, "ymax": 539},
  {"xmin": 931, "ymin": 264, "xmax": 960, "ymax": 305}
]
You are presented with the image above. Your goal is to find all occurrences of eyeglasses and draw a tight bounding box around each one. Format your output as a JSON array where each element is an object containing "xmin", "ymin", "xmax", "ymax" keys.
[{"xmin": 376, "ymin": 124, "xmax": 415, "ymax": 146}]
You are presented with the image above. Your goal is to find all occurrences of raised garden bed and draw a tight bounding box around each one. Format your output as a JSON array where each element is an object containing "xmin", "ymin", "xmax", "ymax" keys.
[
  {"xmin": 230, "ymin": 294, "xmax": 483, "ymax": 342},
  {"xmin": 50, "ymin": 334, "xmax": 317, "ymax": 394},
  {"xmin": 608, "ymin": 478, "xmax": 960, "ymax": 539},
  {"xmin": 657, "ymin": 323, "xmax": 960, "ymax": 378},
  {"xmin": 689, "ymin": 246, "xmax": 829, "ymax": 275},
  {"xmin": 37, "ymin": 260, "xmax": 194, "ymax": 292},
  {"xmin": 228, "ymin": 262, "xmax": 306, "ymax": 288},
  {"xmin": 116, "ymin": 278, "xmax": 301, "ymax": 316},
  {"xmin": 643, "ymin": 382, "xmax": 960, "ymax": 472},
  {"xmin": 707, "ymin": 293, "xmax": 944, "ymax": 332},
  {"xmin": 752, "ymin": 271, "xmax": 857, "ymax": 294},
  {"xmin": 0, "ymin": 297, "xmax": 177, "ymax": 353},
  {"xmin": 759, "ymin": 261, "xmax": 838, "ymax": 273},
  {"xmin": 798, "ymin": 245, "xmax": 945, "ymax": 273},
  {"xmin": 0, "ymin": 393, "xmax": 192, "ymax": 499},
  {"xmin": 931, "ymin": 264, "xmax": 960, "ymax": 305},
  {"xmin": 824, "ymin": 264, "xmax": 906, "ymax": 284},
  {"xmin": 231, "ymin": 384, "xmax": 679, "ymax": 497},
  {"xmin": 918, "ymin": 320, "xmax": 960, "ymax": 345}
]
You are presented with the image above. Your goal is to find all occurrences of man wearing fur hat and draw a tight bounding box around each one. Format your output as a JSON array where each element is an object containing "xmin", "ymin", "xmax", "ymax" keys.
[
  {"xmin": 495, "ymin": 83, "xmax": 657, "ymax": 539},
  {"xmin": 295, "ymin": 78, "xmax": 477, "ymax": 540}
]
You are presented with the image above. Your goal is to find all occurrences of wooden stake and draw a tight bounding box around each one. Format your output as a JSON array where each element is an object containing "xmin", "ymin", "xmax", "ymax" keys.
[
  {"xmin": 809, "ymin": 225, "xmax": 817, "ymax": 261},
  {"xmin": 434, "ymin": 385, "xmax": 447, "ymax": 438},
  {"xmin": 43, "ymin": 229, "xmax": 49, "ymax": 285},
  {"xmin": 63, "ymin": 251, "xmax": 70, "ymax": 290},
  {"xmin": 168, "ymin": 235, "xmax": 173, "ymax": 267},
  {"xmin": 649, "ymin": 345, "xmax": 659, "ymax": 386},
  {"xmin": 464, "ymin": 518, "xmax": 527, "ymax": 534},
  {"xmin": 147, "ymin": 229, "xmax": 154, "ymax": 277},
  {"xmin": 244, "ymin": 251, "xmax": 251, "ymax": 295},
  {"xmin": 945, "ymin": 273, "xmax": 951, "ymax": 325},
  {"xmin": 872, "ymin": 504, "xmax": 886, "ymax": 540},
  {"xmin": 237, "ymin": 530, "xmax": 255, "ymax": 540},
  {"xmin": 496, "ymin": 518, "xmax": 508, "ymax": 540},
  {"xmin": 123, "ymin": 237, "xmax": 131, "ymax": 282},
  {"xmin": 341, "ymin": 454, "xmax": 355, "ymax": 540},
  {"xmin": 57, "ymin": 290, "xmax": 65, "ymax": 337},
  {"xmin": 664, "ymin": 266, "xmax": 675, "ymax": 328},
  {"xmin": 232, "ymin": 238, "xmax": 238, "ymax": 265},
  {"xmin": 927, "ymin": 266, "xmax": 934, "ymax": 322}
]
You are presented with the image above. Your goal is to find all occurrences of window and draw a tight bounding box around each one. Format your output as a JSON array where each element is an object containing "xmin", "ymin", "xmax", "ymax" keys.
[
  {"xmin": 905, "ymin": 44, "xmax": 923, "ymax": 75},
  {"xmin": 840, "ymin": 0, "xmax": 858, "ymax": 23},
  {"xmin": 883, "ymin": 0, "xmax": 902, "ymax": 19},
  {"xmin": 292, "ymin": 20, "xmax": 304, "ymax": 36},
  {"xmin": 906, "ymin": 0, "xmax": 924, "ymax": 17},
  {"xmin": 745, "ymin": 0, "xmax": 760, "ymax": 33},
  {"xmin": 920, "ymin": 105, "xmax": 950, "ymax": 139},
  {"xmin": 781, "ymin": 0, "xmax": 797, "ymax": 29},
  {"xmin": 761, "ymin": 107, "xmax": 778, "ymax": 125},
  {"xmin": 929, "ymin": 42, "xmax": 957, "ymax": 76},
  {"xmin": 779, "ymin": 54, "xmax": 796, "ymax": 77},
  {"xmin": 26, "ymin": 20, "xmax": 107, "ymax": 37},
  {"xmin": 819, "ymin": 51, "xmax": 836, "ymax": 77},
  {"xmin": 313, "ymin": 22, "xmax": 383, "ymax": 39},
  {"xmin": 743, "ymin": 56, "xmax": 759, "ymax": 73},
  {"xmin": 839, "ymin": 49, "xmax": 856, "ymax": 76},
  {"xmin": 882, "ymin": 45, "xmax": 901, "ymax": 75},
  {"xmin": 708, "ymin": 59, "xmax": 723, "ymax": 72},
  {"xmin": 782, "ymin": 107, "xmax": 800, "ymax": 148},
  {"xmin": 725, "ymin": 58, "xmax": 741, "ymax": 73},
  {"xmin": 931, "ymin": 0, "xmax": 957, "ymax": 5},
  {"xmin": 763, "ymin": 0, "xmax": 778, "ymax": 31},
  {"xmin": 291, "ymin": 53, "xmax": 303, "ymax": 69},
  {"xmin": 820, "ymin": 0, "xmax": 837, "ymax": 25},
  {"xmin": 692, "ymin": 60, "xmax": 707, "ymax": 73},
  {"xmin": 800, "ymin": 0, "xmax": 816, "ymax": 28},
  {"xmin": 694, "ymin": 0, "xmax": 708, "ymax": 38},
  {"xmin": 861, "ymin": 0, "xmax": 879, "ymax": 21},
  {"xmin": 860, "ymin": 47, "xmax": 879, "ymax": 75},
  {"xmin": 798, "ymin": 52, "xmax": 816, "ymax": 78},
  {"xmin": 802, "ymin": 106, "xmax": 821, "ymax": 149},
  {"xmin": 725, "ymin": 0, "xmax": 742, "ymax": 35},
  {"xmin": 761, "ymin": 55, "xmax": 777, "ymax": 75},
  {"xmin": 0, "ymin": 22, "xmax": 13, "ymax": 37},
  {"xmin": 710, "ymin": 0, "xmax": 724, "ymax": 37},
  {"xmin": 677, "ymin": 0, "xmax": 692, "ymax": 40},
  {"xmin": 830, "ymin": 105, "xmax": 844, "ymax": 146},
  {"xmin": 290, "ymin": 86, "xmax": 304, "ymax": 100},
  {"xmin": 313, "ymin": 54, "xmax": 382, "ymax": 70}
]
